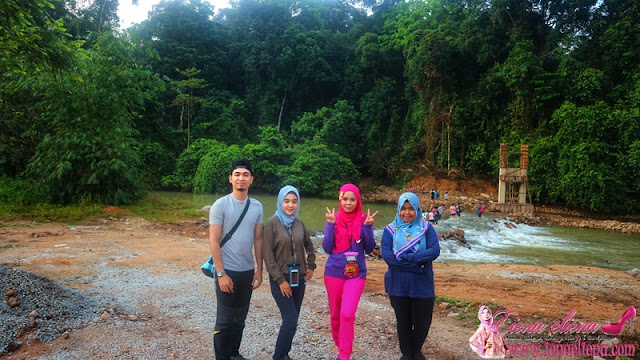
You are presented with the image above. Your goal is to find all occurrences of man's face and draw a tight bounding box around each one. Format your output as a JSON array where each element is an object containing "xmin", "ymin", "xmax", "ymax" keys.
[{"xmin": 229, "ymin": 168, "xmax": 253, "ymax": 192}]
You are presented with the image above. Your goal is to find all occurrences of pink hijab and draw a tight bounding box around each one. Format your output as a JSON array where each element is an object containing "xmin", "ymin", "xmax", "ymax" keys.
[
  {"xmin": 479, "ymin": 305, "xmax": 499, "ymax": 333},
  {"xmin": 334, "ymin": 184, "xmax": 365, "ymax": 253}
]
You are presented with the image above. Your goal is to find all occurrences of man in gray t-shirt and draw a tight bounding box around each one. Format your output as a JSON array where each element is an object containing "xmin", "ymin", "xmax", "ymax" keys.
[{"xmin": 209, "ymin": 158, "xmax": 263, "ymax": 360}]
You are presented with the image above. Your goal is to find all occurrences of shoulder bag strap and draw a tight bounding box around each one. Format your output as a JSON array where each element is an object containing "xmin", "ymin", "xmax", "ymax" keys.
[{"xmin": 220, "ymin": 198, "xmax": 251, "ymax": 248}]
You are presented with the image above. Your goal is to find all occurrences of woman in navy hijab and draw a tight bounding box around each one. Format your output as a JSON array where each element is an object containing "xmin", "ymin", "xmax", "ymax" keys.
[{"xmin": 381, "ymin": 192, "xmax": 440, "ymax": 360}]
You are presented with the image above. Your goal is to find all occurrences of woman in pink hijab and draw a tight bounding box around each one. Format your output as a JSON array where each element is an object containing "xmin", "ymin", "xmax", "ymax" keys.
[
  {"xmin": 469, "ymin": 305, "xmax": 508, "ymax": 358},
  {"xmin": 323, "ymin": 184, "xmax": 378, "ymax": 360}
]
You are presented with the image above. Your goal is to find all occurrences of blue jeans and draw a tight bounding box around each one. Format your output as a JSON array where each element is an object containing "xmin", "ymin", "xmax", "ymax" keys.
[
  {"xmin": 270, "ymin": 278, "xmax": 306, "ymax": 360},
  {"xmin": 214, "ymin": 269, "xmax": 254, "ymax": 360}
]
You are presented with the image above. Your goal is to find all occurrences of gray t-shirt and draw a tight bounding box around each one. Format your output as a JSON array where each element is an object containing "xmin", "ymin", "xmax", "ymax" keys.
[{"xmin": 209, "ymin": 194, "xmax": 263, "ymax": 272}]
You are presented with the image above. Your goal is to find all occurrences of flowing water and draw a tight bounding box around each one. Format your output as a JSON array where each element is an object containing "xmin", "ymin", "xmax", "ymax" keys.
[{"xmin": 159, "ymin": 192, "xmax": 640, "ymax": 271}]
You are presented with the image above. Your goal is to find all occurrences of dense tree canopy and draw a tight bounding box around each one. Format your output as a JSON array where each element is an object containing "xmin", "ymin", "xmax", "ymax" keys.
[{"xmin": 1, "ymin": 0, "xmax": 639, "ymax": 213}]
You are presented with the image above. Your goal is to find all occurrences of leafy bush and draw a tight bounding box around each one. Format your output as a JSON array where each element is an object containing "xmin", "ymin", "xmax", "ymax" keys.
[
  {"xmin": 282, "ymin": 143, "xmax": 360, "ymax": 197},
  {"xmin": 192, "ymin": 144, "xmax": 243, "ymax": 194},
  {"xmin": 165, "ymin": 139, "xmax": 224, "ymax": 190},
  {"xmin": 0, "ymin": 176, "xmax": 50, "ymax": 205},
  {"xmin": 26, "ymin": 33, "xmax": 156, "ymax": 205},
  {"xmin": 242, "ymin": 126, "xmax": 293, "ymax": 193},
  {"xmin": 291, "ymin": 100, "xmax": 363, "ymax": 165},
  {"xmin": 137, "ymin": 141, "xmax": 175, "ymax": 188}
]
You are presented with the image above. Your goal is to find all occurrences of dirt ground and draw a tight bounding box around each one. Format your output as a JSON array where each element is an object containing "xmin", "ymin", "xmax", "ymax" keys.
[{"xmin": 1, "ymin": 216, "xmax": 638, "ymax": 359}]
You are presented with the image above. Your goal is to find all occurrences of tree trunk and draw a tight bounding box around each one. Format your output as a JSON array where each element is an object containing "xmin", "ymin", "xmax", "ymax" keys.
[{"xmin": 277, "ymin": 90, "xmax": 287, "ymax": 131}]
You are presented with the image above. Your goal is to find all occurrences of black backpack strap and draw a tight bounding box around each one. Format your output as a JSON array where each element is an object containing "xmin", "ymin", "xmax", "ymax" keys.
[{"xmin": 220, "ymin": 198, "xmax": 251, "ymax": 248}]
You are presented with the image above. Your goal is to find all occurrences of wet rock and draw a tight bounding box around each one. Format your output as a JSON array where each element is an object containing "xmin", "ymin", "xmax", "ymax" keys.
[
  {"xmin": 454, "ymin": 228, "xmax": 465, "ymax": 238},
  {"xmin": 457, "ymin": 240, "xmax": 471, "ymax": 249}
]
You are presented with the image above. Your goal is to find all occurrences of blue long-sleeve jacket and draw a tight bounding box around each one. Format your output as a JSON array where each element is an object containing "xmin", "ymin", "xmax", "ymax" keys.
[{"xmin": 381, "ymin": 223, "xmax": 440, "ymax": 298}]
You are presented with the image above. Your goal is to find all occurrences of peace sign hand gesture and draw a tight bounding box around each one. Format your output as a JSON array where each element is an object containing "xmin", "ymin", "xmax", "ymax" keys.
[
  {"xmin": 325, "ymin": 207, "xmax": 336, "ymax": 223},
  {"xmin": 363, "ymin": 209, "xmax": 379, "ymax": 225}
]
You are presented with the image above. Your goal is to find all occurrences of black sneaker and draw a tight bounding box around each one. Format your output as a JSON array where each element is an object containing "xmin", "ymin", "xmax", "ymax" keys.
[{"xmin": 230, "ymin": 355, "xmax": 250, "ymax": 360}]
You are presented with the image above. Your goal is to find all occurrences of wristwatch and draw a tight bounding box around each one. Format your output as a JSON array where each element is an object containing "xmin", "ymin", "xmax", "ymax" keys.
[{"xmin": 216, "ymin": 270, "xmax": 226, "ymax": 277}]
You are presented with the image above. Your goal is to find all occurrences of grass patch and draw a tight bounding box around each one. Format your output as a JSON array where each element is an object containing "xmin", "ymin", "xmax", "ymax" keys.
[
  {"xmin": 0, "ymin": 192, "xmax": 209, "ymax": 224},
  {"xmin": 0, "ymin": 203, "xmax": 104, "ymax": 223},
  {"xmin": 435, "ymin": 296, "xmax": 502, "ymax": 323},
  {"xmin": 120, "ymin": 192, "xmax": 207, "ymax": 223}
]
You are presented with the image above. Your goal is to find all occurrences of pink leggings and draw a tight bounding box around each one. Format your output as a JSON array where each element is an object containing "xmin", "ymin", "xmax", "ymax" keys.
[{"xmin": 324, "ymin": 276, "xmax": 366, "ymax": 360}]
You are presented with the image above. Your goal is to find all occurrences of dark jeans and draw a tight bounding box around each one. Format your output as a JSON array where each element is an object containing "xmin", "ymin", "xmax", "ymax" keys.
[
  {"xmin": 213, "ymin": 269, "xmax": 254, "ymax": 360},
  {"xmin": 389, "ymin": 296, "xmax": 435, "ymax": 360},
  {"xmin": 269, "ymin": 278, "xmax": 306, "ymax": 360}
]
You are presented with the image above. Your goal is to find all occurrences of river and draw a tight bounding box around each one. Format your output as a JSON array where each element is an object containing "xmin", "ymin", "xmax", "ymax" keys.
[{"xmin": 158, "ymin": 192, "xmax": 640, "ymax": 271}]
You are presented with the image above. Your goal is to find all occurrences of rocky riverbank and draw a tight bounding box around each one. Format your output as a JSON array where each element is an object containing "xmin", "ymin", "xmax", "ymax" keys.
[{"xmin": 361, "ymin": 181, "xmax": 640, "ymax": 235}]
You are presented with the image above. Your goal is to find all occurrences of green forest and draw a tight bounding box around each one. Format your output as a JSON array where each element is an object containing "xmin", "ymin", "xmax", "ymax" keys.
[{"xmin": 1, "ymin": 0, "xmax": 639, "ymax": 213}]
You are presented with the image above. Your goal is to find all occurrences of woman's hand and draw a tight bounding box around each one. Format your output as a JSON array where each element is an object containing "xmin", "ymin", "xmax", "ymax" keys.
[
  {"xmin": 279, "ymin": 281, "xmax": 292, "ymax": 298},
  {"xmin": 325, "ymin": 207, "xmax": 336, "ymax": 223},
  {"xmin": 363, "ymin": 209, "xmax": 379, "ymax": 225},
  {"xmin": 305, "ymin": 269, "xmax": 314, "ymax": 281}
]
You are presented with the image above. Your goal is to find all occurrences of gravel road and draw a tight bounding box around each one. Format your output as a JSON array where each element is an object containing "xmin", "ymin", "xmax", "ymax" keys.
[{"xmin": 1, "ymin": 258, "xmax": 468, "ymax": 360}]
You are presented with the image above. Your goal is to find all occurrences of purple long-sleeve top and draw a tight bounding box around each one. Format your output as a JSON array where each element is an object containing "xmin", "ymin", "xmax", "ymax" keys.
[{"xmin": 323, "ymin": 222, "xmax": 376, "ymax": 279}]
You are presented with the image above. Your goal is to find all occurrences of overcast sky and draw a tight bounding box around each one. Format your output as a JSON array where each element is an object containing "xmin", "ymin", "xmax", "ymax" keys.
[{"xmin": 118, "ymin": 0, "xmax": 231, "ymax": 28}]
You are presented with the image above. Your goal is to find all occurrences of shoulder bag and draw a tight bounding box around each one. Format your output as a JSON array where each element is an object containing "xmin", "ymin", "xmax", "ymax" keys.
[{"xmin": 201, "ymin": 198, "xmax": 251, "ymax": 278}]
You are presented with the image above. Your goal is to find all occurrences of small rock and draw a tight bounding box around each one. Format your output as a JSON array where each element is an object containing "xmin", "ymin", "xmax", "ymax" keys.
[
  {"xmin": 626, "ymin": 268, "xmax": 639, "ymax": 277},
  {"xmin": 454, "ymin": 228, "xmax": 465, "ymax": 238},
  {"xmin": 447, "ymin": 312, "xmax": 459, "ymax": 317},
  {"xmin": 5, "ymin": 289, "xmax": 15, "ymax": 297},
  {"xmin": 201, "ymin": 205, "xmax": 212, "ymax": 212},
  {"xmin": 310, "ymin": 337, "xmax": 319, "ymax": 342},
  {"xmin": 63, "ymin": 333, "xmax": 70, "ymax": 339},
  {"xmin": 600, "ymin": 337, "xmax": 620, "ymax": 346},
  {"xmin": 8, "ymin": 297, "xmax": 20, "ymax": 308},
  {"xmin": 439, "ymin": 302, "xmax": 452, "ymax": 310},
  {"xmin": 28, "ymin": 310, "xmax": 39, "ymax": 318},
  {"xmin": 100, "ymin": 312, "xmax": 110, "ymax": 321},
  {"xmin": 28, "ymin": 320, "xmax": 38, "ymax": 328}
]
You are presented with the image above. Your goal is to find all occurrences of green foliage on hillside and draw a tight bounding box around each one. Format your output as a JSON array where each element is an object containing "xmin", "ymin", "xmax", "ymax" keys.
[{"xmin": 1, "ymin": 0, "xmax": 640, "ymax": 213}]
